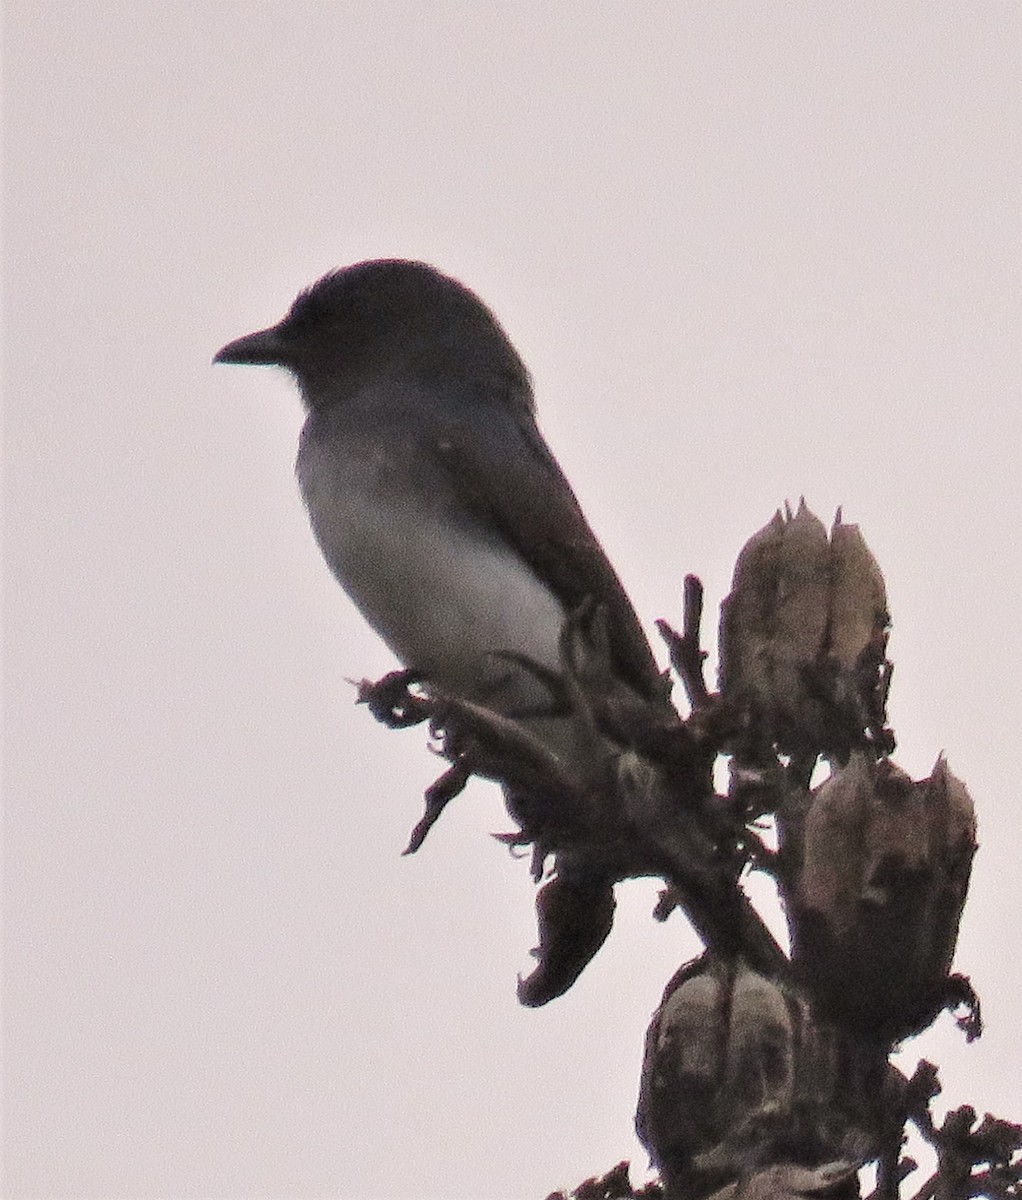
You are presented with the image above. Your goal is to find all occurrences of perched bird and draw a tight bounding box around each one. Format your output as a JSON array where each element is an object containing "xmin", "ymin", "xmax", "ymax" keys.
[{"xmin": 214, "ymin": 260, "xmax": 661, "ymax": 772}]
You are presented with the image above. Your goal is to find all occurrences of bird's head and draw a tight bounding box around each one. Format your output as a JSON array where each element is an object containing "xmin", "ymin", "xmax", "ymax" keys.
[{"xmin": 213, "ymin": 259, "xmax": 530, "ymax": 409}]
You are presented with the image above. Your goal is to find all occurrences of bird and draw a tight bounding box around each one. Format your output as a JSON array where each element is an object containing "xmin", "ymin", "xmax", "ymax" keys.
[{"xmin": 213, "ymin": 259, "xmax": 662, "ymax": 775}]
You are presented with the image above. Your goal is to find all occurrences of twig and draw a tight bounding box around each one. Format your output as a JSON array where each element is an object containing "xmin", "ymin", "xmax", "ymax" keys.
[{"xmin": 656, "ymin": 574, "xmax": 712, "ymax": 710}]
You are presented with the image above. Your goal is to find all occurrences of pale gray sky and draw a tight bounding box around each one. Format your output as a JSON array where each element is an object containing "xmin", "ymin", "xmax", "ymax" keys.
[{"xmin": 4, "ymin": 4, "xmax": 1020, "ymax": 1198}]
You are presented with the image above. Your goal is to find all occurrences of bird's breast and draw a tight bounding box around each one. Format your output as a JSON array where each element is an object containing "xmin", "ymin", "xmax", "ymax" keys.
[{"xmin": 295, "ymin": 419, "xmax": 567, "ymax": 710}]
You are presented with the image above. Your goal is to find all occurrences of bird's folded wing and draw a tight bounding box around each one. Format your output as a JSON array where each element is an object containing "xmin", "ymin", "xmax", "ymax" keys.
[{"xmin": 430, "ymin": 396, "xmax": 662, "ymax": 701}]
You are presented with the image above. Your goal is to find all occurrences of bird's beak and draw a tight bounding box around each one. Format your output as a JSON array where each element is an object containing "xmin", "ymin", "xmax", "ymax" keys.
[{"xmin": 212, "ymin": 326, "xmax": 288, "ymax": 366}]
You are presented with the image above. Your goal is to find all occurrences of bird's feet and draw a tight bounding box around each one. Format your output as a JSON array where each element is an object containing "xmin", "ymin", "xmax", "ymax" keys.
[{"xmin": 353, "ymin": 669, "xmax": 432, "ymax": 728}]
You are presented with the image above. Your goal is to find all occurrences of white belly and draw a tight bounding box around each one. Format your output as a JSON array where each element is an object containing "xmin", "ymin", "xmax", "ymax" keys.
[{"xmin": 296, "ymin": 429, "xmax": 568, "ymax": 718}]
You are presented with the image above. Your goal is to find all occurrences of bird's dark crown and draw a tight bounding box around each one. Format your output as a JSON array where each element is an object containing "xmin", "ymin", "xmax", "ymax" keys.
[{"xmin": 286, "ymin": 259, "xmax": 458, "ymax": 332}]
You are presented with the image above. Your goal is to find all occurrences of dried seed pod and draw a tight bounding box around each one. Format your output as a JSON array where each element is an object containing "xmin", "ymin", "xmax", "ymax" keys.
[
  {"xmin": 790, "ymin": 753, "xmax": 977, "ymax": 1042},
  {"xmin": 636, "ymin": 957, "xmax": 885, "ymax": 1198},
  {"xmin": 719, "ymin": 505, "xmax": 891, "ymax": 757},
  {"xmin": 636, "ymin": 958, "xmax": 788, "ymax": 1196}
]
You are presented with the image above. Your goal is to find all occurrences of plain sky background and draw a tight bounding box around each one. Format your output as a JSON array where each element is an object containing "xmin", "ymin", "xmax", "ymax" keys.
[{"xmin": 4, "ymin": 4, "xmax": 1020, "ymax": 1198}]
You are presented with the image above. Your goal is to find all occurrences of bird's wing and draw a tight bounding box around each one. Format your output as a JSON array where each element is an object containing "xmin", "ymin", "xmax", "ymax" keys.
[{"xmin": 428, "ymin": 388, "xmax": 663, "ymax": 701}]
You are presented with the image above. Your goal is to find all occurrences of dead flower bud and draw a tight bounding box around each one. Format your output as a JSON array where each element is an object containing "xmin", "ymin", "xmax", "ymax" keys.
[{"xmin": 790, "ymin": 752, "xmax": 977, "ymax": 1042}]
